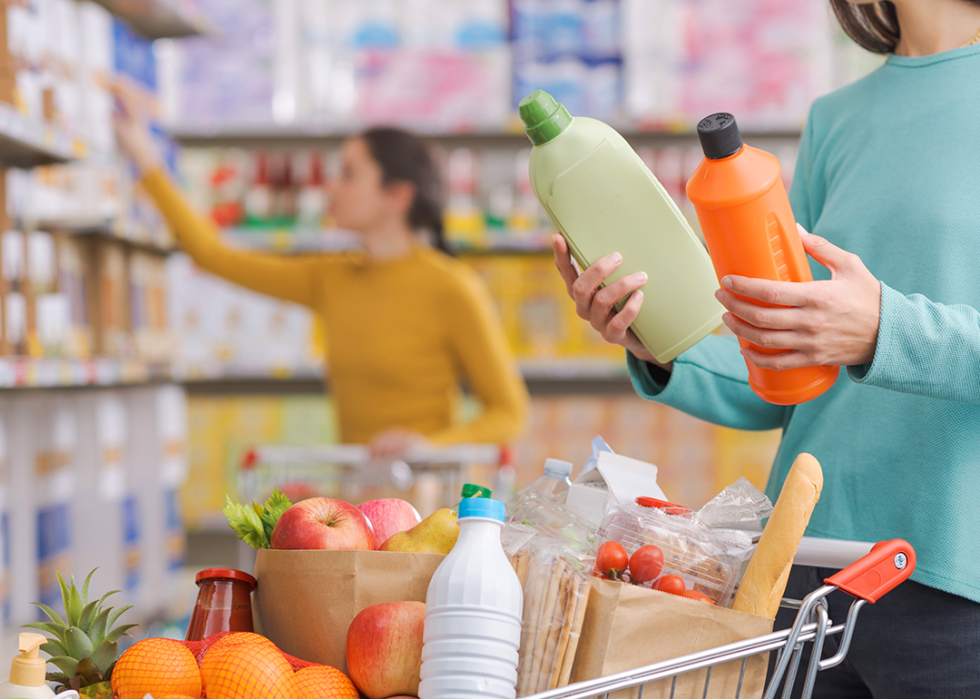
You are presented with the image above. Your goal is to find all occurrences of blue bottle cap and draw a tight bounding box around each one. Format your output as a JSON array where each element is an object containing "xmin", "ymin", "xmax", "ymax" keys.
[{"xmin": 458, "ymin": 497, "xmax": 505, "ymax": 522}]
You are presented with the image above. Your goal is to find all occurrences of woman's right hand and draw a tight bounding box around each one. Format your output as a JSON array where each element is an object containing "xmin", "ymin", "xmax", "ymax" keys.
[
  {"xmin": 552, "ymin": 233, "xmax": 671, "ymax": 370},
  {"xmin": 111, "ymin": 79, "xmax": 162, "ymax": 174}
]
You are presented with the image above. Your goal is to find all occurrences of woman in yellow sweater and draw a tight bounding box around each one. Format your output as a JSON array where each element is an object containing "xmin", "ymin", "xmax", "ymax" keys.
[{"xmin": 113, "ymin": 92, "xmax": 529, "ymax": 458}]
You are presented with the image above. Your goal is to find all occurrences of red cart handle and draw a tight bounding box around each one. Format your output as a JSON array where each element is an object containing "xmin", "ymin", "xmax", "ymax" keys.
[{"xmin": 825, "ymin": 539, "xmax": 915, "ymax": 603}]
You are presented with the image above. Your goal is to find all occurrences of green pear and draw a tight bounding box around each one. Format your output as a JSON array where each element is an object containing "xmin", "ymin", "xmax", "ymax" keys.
[{"xmin": 379, "ymin": 508, "xmax": 459, "ymax": 554}]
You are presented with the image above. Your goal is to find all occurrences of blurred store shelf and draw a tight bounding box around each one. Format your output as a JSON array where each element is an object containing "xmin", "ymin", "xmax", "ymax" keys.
[
  {"xmin": 35, "ymin": 216, "xmax": 175, "ymax": 256},
  {"xmin": 171, "ymin": 126, "xmax": 802, "ymax": 149},
  {"xmin": 178, "ymin": 358, "xmax": 633, "ymax": 396},
  {"xmin": 0, "ymin": 103, "xmax": 77, "ymax": 168},
  {"xmin": 89, "ymin": 0, "xmax": 211, "ymax": 39},
  {"xmin": 222, "ymin": 227, "xmax": 553, "ymax": 256},
  {"xmin": 0, "ymin": 357, "xmax": 172, "ymax": 390}
]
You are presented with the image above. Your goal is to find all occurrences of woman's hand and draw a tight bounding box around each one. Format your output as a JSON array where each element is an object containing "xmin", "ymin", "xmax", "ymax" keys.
[
  {"xmin": 369, "ymin": 428, "xmax": 431, "ymax": 460},
  {"xmin": 715, "ymin": 224, "xmax": 881, "ymax": 370},
  {"xmin": 552, "ymin": 233, "xmax": 670, "ymax": 369},
  {"xmin": 111, "ymin": 79, "xmax": 162, "ymax": 174}
]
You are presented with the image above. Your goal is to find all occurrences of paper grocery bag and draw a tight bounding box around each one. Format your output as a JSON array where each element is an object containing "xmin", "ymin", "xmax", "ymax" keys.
[
  {"xmin": 572, "ymin": 578, "xmax": 774, "ymax": 699},
  {"xmin": 253, "ymin": 549, "xmax": 445, "ymax": 672}
]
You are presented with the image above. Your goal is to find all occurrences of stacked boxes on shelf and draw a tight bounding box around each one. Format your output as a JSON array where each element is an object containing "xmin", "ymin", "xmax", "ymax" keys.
[
  {"xmin": 1, "ymin": 385, "xmax": 190, "ymax": 628},
  {"xmin": 511, "ymin": 0, "xmax": 623, "ymax": 122},
  {"xmin": 164, "ymin": 0, "xmax": 511, "ymax": 133}
]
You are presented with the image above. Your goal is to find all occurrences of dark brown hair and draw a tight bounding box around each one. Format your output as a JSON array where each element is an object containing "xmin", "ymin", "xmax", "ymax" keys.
[
  {"xmin": 830, "ymin": 1, "xmax": 901, "ymax": 54},
  {"xmin": 360, "ymin": 127, "xmax": 452, "ymax": 255},
  {"xmin": 831, "ymin": 0, "xmax": 980, "ymax": 53}
]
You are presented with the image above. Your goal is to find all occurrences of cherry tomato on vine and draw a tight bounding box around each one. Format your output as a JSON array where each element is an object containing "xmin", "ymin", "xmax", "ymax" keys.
[
  {"xmin": 596, "ymin": 541, "xmax": 629, "ymax": 579},
  {"xmin": 628, "ymin": 545, "xmax": 664, "ymax": 583},
  {"xmin": 654, "ymin": 575, "xmax": 686, "ymax": 595}
]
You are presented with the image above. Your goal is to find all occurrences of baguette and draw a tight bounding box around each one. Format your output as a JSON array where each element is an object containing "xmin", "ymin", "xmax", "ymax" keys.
[{"xmin": 732, "ymin": 453, "xmax": 823, "ymax": 619}]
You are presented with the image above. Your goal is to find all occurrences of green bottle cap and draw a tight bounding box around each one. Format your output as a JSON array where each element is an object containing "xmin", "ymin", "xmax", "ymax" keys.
[
  {"xmin": 461, "ymin": 483, "xmax": 492, "ymax": 499},
  {"xmin": 519, "ymin": 90, "xmax": 573, "ymax": 146}
]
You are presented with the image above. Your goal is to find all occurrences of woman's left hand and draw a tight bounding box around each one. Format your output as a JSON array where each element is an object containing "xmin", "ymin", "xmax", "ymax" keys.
[
  {"xmin": 369, "ymin": 428, "xmax": 431, "ymax": 459},
  {"xmin": 715, "ymin": 224, "xmax": 882, "ymax": 370}
]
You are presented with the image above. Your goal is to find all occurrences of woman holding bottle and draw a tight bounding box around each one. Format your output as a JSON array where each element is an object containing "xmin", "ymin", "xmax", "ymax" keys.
[
  {"xmin": 554, "ymin": 0, "xmax": 980, "ymax": 695},
  {"xmin": 113, "ymin": 93, "xmax": 528, "ymax": 458}
]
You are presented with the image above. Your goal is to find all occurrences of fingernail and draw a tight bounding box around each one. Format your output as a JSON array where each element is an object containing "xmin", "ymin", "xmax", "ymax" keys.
[
  {"xmin": 635, "ymin": 291, "xmax": 644, "ymax": 301},
  {"xmin": 721, "ymin": 277, "xmax": 733, "ymax": 289},
  {"xmin": 610, "ymin": 252, "xmax": 623, "ymax": 264},
  {"xmin": 722, "ymin": 313, "xmax": 731, "ymax": 325},
  {"xmin": 797, "ymin": 223, "xmax": 808, "ymax": 236},
  {"xmin": 714, "ymin": 289, "xmax": 723, "ymax": 301},
  {"xmin": 634, "ymin": 272, "xmax": 648, "ymax": 284}
]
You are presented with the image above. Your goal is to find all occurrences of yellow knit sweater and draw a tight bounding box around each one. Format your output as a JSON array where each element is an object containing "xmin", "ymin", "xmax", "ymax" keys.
[{"xmin": 142, "ymin": 169, "xmax": 529, "ymax": 445}]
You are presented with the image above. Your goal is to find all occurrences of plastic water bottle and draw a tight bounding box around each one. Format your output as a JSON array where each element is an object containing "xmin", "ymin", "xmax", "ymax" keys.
[
  {"xmin": 508, "ymin": 458, "xmax": 573, "ymax": 511},
  {"xmin": 419, "ymin": 498, "xmax": 523, "ymax": 699}
]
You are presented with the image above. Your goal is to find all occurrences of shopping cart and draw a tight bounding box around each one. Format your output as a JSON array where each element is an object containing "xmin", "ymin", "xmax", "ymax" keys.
[
  {"xmin": 238, "ymin": 442, "xmax": 504, "ymax": 512},
  {"xmin": 522, "ymin": 539, "xmax": 916, "ymax": 699}
]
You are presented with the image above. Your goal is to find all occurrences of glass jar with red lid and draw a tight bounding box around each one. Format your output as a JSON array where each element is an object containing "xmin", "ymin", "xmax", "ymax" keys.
[{"xmin": 185, "ymin": 568, "xmax": 256, "ymax": 642}]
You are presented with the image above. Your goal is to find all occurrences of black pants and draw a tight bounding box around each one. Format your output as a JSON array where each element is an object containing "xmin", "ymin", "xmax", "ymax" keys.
[{"xmin": 767, "ymin": 565, "xmax": 980, "ymax": 698}]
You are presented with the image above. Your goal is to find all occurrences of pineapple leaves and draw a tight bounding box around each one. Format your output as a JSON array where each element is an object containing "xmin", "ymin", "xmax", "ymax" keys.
[
  {"xmin": 47, "ymin": 655, "xmax": 80, "ymax": 678},
  {"xmin": 78, "ymin": 600, "xmax": 99, "ymax": 634},
  {"xmin": 81, "ymin": 569, "xmax": 97, "ymax": 609},
  {"xmin": 65, "ymin": 626, "xmax": 95, "ymax": 661},
  {"xmin": 107, "ymin": 605, "xmax": 134, "ymax": 631},
  {"xmin": 97, "ymin": 589, "xmax": 120, "ymax": 610},
  {"xmin": 88, "ymin": 607, "xmax": 112, "ymax": 645},
  {"xmin": 46, "ymin": 672, "xmax": 72, "ymax": 684},
  {"xmin": 32, "ymin": 603, "xmax": 68, "ymax": 630},
  {"xmin": 41, "ymin": 640, "xmax": 69, "ymax": 657},
  {"xmin": 105, "ymin": 623, "xmax": 139, "ymax": 644},
  {"xmin": 91, "ymin": 639, "xmax": 119, "ymax": 675},
  {"xmin": 58, "ymin": 572, "xmax": 84, "ymax": 625},
  {"xmin": 22, "ymin": 621, "xmax": 68, "ymax": 643},
  {"xmin": 223, "ymin": 488, "xmax": 292, "ymax": 549}
]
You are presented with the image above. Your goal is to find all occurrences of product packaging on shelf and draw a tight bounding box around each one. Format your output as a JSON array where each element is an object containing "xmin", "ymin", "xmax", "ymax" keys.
[
  {"xmin": 72, "ymin": 392, "xmax": 124, "ymax": 598},
  {"xmin": 86, "ymin": 238, "xmax": 131, "ymax": 358},
  {"xmin": 0, "ymin": 404, "xmax": 9, "ymax": 626}
]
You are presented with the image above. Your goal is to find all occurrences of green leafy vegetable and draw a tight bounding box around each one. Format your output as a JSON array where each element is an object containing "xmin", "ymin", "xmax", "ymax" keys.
[{"xmin": 223, "ymin": 489, "xmax": 292, "ymax": 549}]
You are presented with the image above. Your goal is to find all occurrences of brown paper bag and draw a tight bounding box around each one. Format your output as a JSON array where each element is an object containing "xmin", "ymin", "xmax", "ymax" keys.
[
  {"xmin": 572, "ymin": 578, "xmax": 774, "ymax": 699},
  {"xmin": 253, "ymin": 549, "xmax": 445, "ymax": 672}
]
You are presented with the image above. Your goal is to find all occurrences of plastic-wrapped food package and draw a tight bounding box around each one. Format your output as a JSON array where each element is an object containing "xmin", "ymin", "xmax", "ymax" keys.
[
  {"xmin": 506, "ymin": 489, "xmax": 598, "ymax": 556},
  {"xmin": 598, "ymin": 500, "xmax": 753, "ymax": 607},
  {"xmin": 504, "ymin": 534, "xmax": 592, "ymax": 697},
  {"xmin": 697, "ymin": 477, "xmax": 773, "ymax": 529}
]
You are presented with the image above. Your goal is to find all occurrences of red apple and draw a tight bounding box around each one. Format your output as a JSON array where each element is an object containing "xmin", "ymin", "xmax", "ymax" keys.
[
  {"xmin": 346, "ymin": 601, "xmax": 425, "ymax": 699},
  {"xmin": 357, "ymin": 498, "xmax": 422, "ymax": 549},
  {"xmin": 271, "ymin": 497, "xmax": 375, "ymax": 551}
]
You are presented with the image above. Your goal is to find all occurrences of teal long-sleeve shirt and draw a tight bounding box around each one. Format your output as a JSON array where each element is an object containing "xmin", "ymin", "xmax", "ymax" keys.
[{"xmin": 628, "ymin": 45, "xmax": 980, "ymax": 603}]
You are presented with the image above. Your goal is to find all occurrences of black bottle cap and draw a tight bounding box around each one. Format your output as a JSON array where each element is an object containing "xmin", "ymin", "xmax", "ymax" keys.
[{"xmin": 697, "ymin": 113, "xmax": 743, "ymax": 160}]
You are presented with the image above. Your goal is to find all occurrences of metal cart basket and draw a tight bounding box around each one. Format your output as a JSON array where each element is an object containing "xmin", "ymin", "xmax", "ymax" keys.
[
  {"xmin": 239, "ymin": 443, "xmax": 504, "ymax": 510},
  {"xmin": 521, "ymin": 539, "xmax": 915, "ymax": 699}
]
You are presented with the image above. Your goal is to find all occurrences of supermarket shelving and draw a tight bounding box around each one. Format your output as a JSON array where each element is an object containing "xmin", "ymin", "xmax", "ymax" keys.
[
  {"xmin": 179, "ymin": 357, "xmax": 634, "ymax": 396},
  {"xmin": 222, "ymin": 226, "xmax": 553, "ymax": 256},
  {"xmin": 88, "ymin": 0, "xmax": 211, "ymax": 39},
  {"xmin": 171, "ymin": 126, "xmax": 802, "ymax": 149},
  {"xmin": 0, "ymin": 357, "xmax": 171, "ymax": 390},
  {"xmin": 0, "ymin": 102, "xmax": 77, "ymax": 168},
  {"xmin": 34, "ymin": 216, "xmax": 175, "ymax": 256}
]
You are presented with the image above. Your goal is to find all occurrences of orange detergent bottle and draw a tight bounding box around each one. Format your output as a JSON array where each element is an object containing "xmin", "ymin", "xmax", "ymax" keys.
[{"xmin": 686, "ymin": 113, "xmax": 839, "ymax": 405}]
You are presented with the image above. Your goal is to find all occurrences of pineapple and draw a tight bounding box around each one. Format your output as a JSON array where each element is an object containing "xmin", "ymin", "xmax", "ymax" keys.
[{"xmin": 23, "ymin": 569, "xmax": 139, "ymax": 699}]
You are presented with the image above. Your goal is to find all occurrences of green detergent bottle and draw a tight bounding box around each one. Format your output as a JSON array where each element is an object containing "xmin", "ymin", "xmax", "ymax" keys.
[{"xmin": 519, "ymin": 90, "xmax": 724, "ymax": 363}]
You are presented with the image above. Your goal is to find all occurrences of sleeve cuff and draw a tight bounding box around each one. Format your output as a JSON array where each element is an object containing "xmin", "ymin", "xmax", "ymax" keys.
[{"xmin": 847, "ymin": 281, "xmax": 893, "ymax": 385}]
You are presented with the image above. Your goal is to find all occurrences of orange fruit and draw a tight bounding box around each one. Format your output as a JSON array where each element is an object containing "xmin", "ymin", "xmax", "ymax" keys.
[
  {"xmin": 201, "ymin": 634, "xmax": 292, "ymax": 699},
  {"xmin": 111, "ymin": 638, "xmax": 202, "ymax": 699},
  {"xmin": 287, "ymin": 666, "xmax": 359, "ymax": 699}
]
